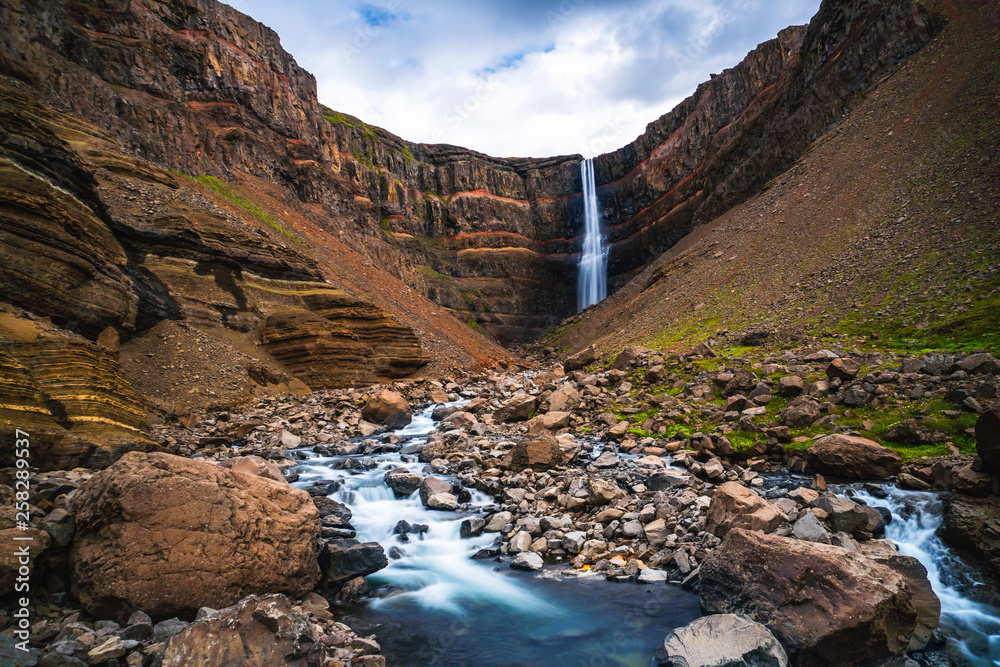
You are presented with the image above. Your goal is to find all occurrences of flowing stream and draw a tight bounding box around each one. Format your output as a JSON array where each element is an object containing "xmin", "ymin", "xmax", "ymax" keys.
[
  {"xmin": 578, "ymin": 157, "xmax": 607, "ymax": 311},
  {"xmin": 848, "ymin": 486, "xmax": 1000, "ymax": 666},
  {"xmin": 292, "ymin": 403, "xmax": 700, "ymax": 667}
]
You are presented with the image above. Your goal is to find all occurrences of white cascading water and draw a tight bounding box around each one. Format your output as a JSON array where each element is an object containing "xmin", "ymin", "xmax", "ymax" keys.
[
  {"xmin": 577, "ymin": 158, "xmax": 607, "ymax": 311},
  {"xmin": 290, "ymin": 402, "xmax": 702, "ymax": 667},
  {"xmin": 293, "ymin": 402, "xmax": 553, "ymax": 617},
  {"xmin": 851, "ymin": 487, "xmax": 1000, "ymax": 665}
]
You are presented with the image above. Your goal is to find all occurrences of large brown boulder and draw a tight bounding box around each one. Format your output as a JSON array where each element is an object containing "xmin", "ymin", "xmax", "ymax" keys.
[
  {"xmin": 162, "ymin": 594, "xmax": 327, "ymax": 666},
  {"xmin": 704, "ymin": 482, "xmax": 787, "ymax": 538},
  {"xmin": 493, "ymin": 394, "xmax": 538, "ymax": 423},
  {"xmin": 564, "ymin": 345, "xmax": 596, "ymax": 371},
  {"xmin": 361, "ymin": 389, "xmax": 412, "ymax": 429},
  {"xmin": 806, "ymin": 434, "xmax": 901, "ymax": 479},
  {"xmin": 542, "ymin": 384, "xmax": 581, "ymax": 412},
  {"xmin": 975, "ymin": 407, "xmax": 1000, "ymax": 473},
  {"xmin": 701, "ymin": 529, "xmax": 920, "ymax": 665},
  {"xmin": 70, "ymin": 452, "xmax": 321, "ymax": 619},
  {"xmin": 506, "ymin": 435, "xmax": 563, "ymax": 471},
  {"xmin": 939, "ymin": 493, "xmax": 1000, "ymax": 582}
]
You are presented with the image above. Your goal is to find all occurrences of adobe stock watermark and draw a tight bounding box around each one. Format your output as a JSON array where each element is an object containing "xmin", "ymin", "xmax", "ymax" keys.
[
  {"xmin": 668, "ymin": 0, "xmax": 756, "ymax": 70},
  {"xmin": 11, "ymin": 428, "xmax": 34, "ymax": 653},
  {"xmin": 341, "ymin": 1, "xmax": 405, "ymax": 63},
  {"xmin": 547, "ymin": 0, "xmax": 589, "ymax": 29},
  {"xmin": 428, "ymin": 74, "xmax": 504, "ymax": 143},
  {"xmin": 585, "ymin": 114, "xmax": 630, "ymax": 157}
]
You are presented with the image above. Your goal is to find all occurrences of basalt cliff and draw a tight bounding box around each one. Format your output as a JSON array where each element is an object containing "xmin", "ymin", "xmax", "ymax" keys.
[{"xmin": 0, "ymin": 0, "xmax": 948, "ymax": 468}]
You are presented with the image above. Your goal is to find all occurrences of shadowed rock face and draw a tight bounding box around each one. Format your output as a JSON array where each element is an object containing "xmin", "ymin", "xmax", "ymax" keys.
[{"xmin": 0, "ymin": 0, "xmax": 945, "ymax": 343}]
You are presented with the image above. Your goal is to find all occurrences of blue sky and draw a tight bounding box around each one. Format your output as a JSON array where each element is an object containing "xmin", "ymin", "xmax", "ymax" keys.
[{"xmin": 230, "ymin": 0, "xmax": 821, "ymax": 158}]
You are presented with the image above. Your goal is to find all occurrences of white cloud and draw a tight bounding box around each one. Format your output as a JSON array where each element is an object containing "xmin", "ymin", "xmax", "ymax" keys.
[{"xmin": 234, "ymin": 0, "xmax": 821, "ymax": 157}]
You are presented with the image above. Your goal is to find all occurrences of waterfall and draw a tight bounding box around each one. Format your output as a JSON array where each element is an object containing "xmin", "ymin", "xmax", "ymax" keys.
[{"xmin": 577, "ymin": 158, "xmax": 607, "ymax": 311}]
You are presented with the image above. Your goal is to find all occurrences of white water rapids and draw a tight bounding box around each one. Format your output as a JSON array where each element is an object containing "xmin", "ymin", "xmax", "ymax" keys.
[
  {"xmin": 578, "ymin": 157, "xmax": 607, "ymax": 311},
  {"xmin": 291, "ymin": 402, "xmax": 701, "ymax": 667},
  {"xmin": 851, "ymin": 487, "xmax": 1000, "ymax": 666}
]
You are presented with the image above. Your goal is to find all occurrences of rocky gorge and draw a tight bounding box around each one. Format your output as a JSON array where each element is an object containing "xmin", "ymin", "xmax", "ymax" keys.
[{"xmin": 1, "ymin": 0, "xmax": 999, "ymax": 664}]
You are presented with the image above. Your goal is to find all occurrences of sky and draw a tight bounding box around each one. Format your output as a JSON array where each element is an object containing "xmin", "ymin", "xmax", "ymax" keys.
[{"xmin": 231, "ymin": 0, "xmax": 822, "ymax": 158}]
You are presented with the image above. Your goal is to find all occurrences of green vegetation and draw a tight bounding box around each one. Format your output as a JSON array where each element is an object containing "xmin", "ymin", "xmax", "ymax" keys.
[
  {"xmin": 323, "ymin": 111, "xmax": 355, "ymax": 128},
  {"xmin": 402, "ymin": 145, "xmax": 415, "ymax": 162},
  {"xmin": 173, "ymin": 172, "xmax": 297, "ymax": 241}
]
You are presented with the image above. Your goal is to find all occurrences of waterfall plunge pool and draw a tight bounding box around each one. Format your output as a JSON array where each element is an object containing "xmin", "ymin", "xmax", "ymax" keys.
[{"xmin": 291, "ymin": 403, "xmax": 700, "ymax": 667}]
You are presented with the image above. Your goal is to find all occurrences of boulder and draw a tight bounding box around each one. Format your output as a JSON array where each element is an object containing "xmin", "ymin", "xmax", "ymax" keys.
[
  {"xmin": 613, "ymin": 346, "xmax": 651, "ymax": 370},
  {"xmin": 418, "ymin": 477, "xmax": 452, "ymax": 505},
  {"xmin": 654, "ymin": 614, "xmax": 788, "ymax": 667},
  {"xmin": 701, "ymin": 529, "xmax": 920, "ymax": 665},
  {"xmin": 542, "ymin": 384, "xmax": 581, "ymax": 413},
  {"xmin": 162, "ymin": 594, "xmax": 327, "ymax": 666},
  {"xmin": 510, "ymin": 552, "xmax": 544, "ymax": 571},
  {"xmin": 955, "ymin": 352, "xmax": 1000, "ymax": 375},
  {"xmin": 939, "ymin": 494, "xmax": 1000, "ymax": 581},
  {"xmin": 383, "ymin": 468, "xmax": 423, "ymax": 497},
  {"xmin": 426, "ymin": 493, "xmax": 459, "ymax": 511},
  {"xmin": 975, "ymin": 407, "xmax": 1000, "ymax": 473},
  {"xmin": 221, "ymin": 455, "xmax": 287, "ymax": 485},
  {"xmin": 869, "ymin": 554, "xmax": 941, "ymax": 651},
  {"xmin": 813, "ymin": 496, "xmax": 870, "ymax": 535},
  {"xmin": 792, "ymin": 513, "xmax": 830, "ymax": 544},
  {"xmin": 494, "ymin": 394, "xmax": 538, "ymax": 423},
  {"xmin": 826, "ymin": 357, "xmax": 861, "ymax": 380},
  {"xmin": 506, "ymin": 434, "xmax": 563, "ymax": 471},
  {"xmin": 806, "ymin": 435, "xmax": 902, "ymax": 479},
  {"xmin": 526, "ymin": 411, "xmax": 571, "ymax": 433},
  {"xmin": 587, "ymin": 478, "xmax": 625, "ymax": 506},
  {"xmin": 884, "ymin": 419, "xmax": 946, "ymax": 446},
  {"xmin": 704, "ymin": 482, "xmax": 787, "ymax": 538},
  {"xmin": 319, "ymin": 539, "xmax": 388, "ymax": 583},
  {"xmin": 70, "ymin": 452, "xmax": 320, "ymax": 619},
  {"xmin": 564, "ymin": 345, "xmax": 596, "ymax": 371},
  {"xmin": 778, "ymin": 397, "xmax": 820, "ymax": 427},
  {"xmin": 361, "ymin": 390, "xmax": 412, "ymax": 429},
  {"xmin": 0, "ymin": 520, "xmax": 50, "ymax": 596},
  {"xmin": 777, "ymin": 376, "xmax": 804, "ymax": 397}
]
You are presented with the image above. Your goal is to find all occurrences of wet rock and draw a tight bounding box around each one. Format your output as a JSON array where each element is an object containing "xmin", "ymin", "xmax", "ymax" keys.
[
  {"xmin": 939, "ymin": 494, "xmax": 1000, "ymax": 581},
  {"xmin": 898, "ymin": 473, "xmax": 932, "ymax": 491},
  {"xmin": 460, "ymin": 518, "xmax": 485, "ymax": 539},
  {"xmin": 418, "ymin": 477, "xmax": 452, "ymax": 505},
  {"xmin": 426, "ymin": 493, "xmax": 459, "ymax": 511},
  {"xmin": 383, "ymin": 468, "xmax": 423, "ymax": 497},
  {"xmin": 701, "ymin": 529, "xmax": 920, "ymax": 665},
  {"xmin": 975, "ymin": 407, "xmax": 1000, "ymax": 473},
  {"xmin": 806, "ymin": 434, "xmax": 902, "ymax": 479},
  {"xmin": 361, "ymin": 390, "xmax": 412, "ymax": 429},
  {"xmin": 70, "ymin": 452, "xmax": 320, "ymax": 619},
  {"xmin": 319, "ymin": 539, "xmax": 388, "ymax": 583},
  {"xmin": 813, "ymin": 497, "xmax": 869, "ymax": 535},
  {"xmin": 654, "ymin": 613, "xmax": 788, "ymax": 667},
  {"xmin": 510, "ymin": 552, "xmax": 544, "ymax": 571},
  {"xmin": 949, "ymin": 465, "xmax": 992, "ymax": 495},
  {"xmin": 162, "ymin": 594, "xmax": 327, "ymax": 666},
  {"xmin": 704, "ymin": 482, "xmax": 787, "ymax": 538}
]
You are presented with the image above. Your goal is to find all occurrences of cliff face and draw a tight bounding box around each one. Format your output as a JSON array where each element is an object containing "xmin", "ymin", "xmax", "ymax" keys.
[
  {"xmin": 0, "ymin": 0, "xmax": 945, "ymax": 466},
  {"xmin": 0, "ymin": 0, "xmax": 944, "ymax": 344}
]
